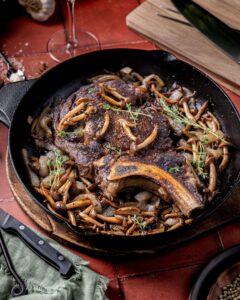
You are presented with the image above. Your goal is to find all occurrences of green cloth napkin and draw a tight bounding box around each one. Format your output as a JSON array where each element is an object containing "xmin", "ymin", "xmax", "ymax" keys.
[{"xmin": 0, "ymin": 228, "xmax": 109, "ymax": 300}]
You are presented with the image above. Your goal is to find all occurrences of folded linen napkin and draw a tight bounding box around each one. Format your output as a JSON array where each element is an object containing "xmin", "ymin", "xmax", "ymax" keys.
[{"xmin": 0, "ymin": 228, "xmax": 108, "ymax": 300}]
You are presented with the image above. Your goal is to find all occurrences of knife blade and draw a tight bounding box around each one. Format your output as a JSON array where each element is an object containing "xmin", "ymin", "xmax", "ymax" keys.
[
  {"xmin": 171, "ymin": 0, "xmax": 240, "ymax": 64},
  {"xmin": 0, "ymin": 209, "xmax": 75, "ymax": 278}
]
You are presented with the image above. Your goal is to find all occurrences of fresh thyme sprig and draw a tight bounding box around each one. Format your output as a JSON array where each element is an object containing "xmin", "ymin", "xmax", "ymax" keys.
[
  {"xmin": 132, "ymin": 215, "xmax": 148, "ymax": 231},
  {"xmin": 201, "ymin": 135, "xmax": 209, "ymax": 145},
  {"xmin": 159, "ymin": 98, "xmax": 215, "ymax": 179},
  {"xmin": 47, "ymin": 150, "xmax": 69, "ymax": 186},
  {"xmin": 192, "ymin": 142, "xmax": 208, "ymax": 179},
  {"xmin": 104, "ymin": 143, "xmax": 122, "ymax": 156},
  {"xmin": 159, "ymin": 98, "xmax": 225, "ymax": 142},
  {"xmin": 102, "ymin": 103, "xmax": 152, "ymax": 124}
]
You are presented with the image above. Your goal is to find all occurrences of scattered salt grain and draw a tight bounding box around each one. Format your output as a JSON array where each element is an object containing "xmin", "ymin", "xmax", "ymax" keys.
[{"xmin": 9, "ymin": 70, "xmax": 25, "ymax": 82}]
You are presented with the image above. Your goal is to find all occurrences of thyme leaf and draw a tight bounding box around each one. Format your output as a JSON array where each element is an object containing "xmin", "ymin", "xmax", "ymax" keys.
[
  {"xmin": 201, "ymin": 135, "xmax": 209, "ymax": 145},
  {"xmin": 102, "ymin": 103, "xmax": 111, "ymax": 110},
  {"xmin": 168, "ymin": 166, "xmax": 180, "ymax": 174},
  {"xmin": 192, "ymin": 142, "xmax": 208, "ymax": 179},
  {"xmin": 47, "ymin": 150, "xmax": 69, "ymax": 186},
  {"xmin": 104, "ymin": 143, "xmax": 122, "ymax": 156},
  {"xmin": 59, "ymin": 130, "xmax": 67, "ymax": 137},
  {"xmin": 59, "ymin": 127, "xmax": 85, "ymax": 138},
  {"xmin": 158, "ymin": 98, "xmax": 212, "ymax": 179},
  {"xmin": 159, "ymin": 98, "xmax": 225, "ymax": 142},
  {"xmin": 87, "ymin": 86, "xmax": 97, "ymax": 94},
  {"xmin": 102, "ymin": 103, "xmax": 152, "ymax": 124},
  {"xmin": 132, "ymin": 215, "xmax": 148, "ymax": 231}
]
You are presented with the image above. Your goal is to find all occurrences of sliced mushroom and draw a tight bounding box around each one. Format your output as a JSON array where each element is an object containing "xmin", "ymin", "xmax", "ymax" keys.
[
  {"xmin": 40, "ymin": 115, "xmax": 52, "ymax": 138},
  {"xmin": 90, "ymin": 74, "xmax": 121, "ymax": 83},
  {"xmin": 115, "ymin": 207, "xmax": 141, "ymax": 216},
  {"xmin": 96, "ymin": 214, "xmax": 122, "ymax": 224},
  {"xmin": 68, "ymin": 106, "xmax": 96, "ymax": 124},
  {"xmin": 219, "ymin": 146, "xmax": 229, "ymax": 172},
  {"xmin": 207, "ymin": 162, "xmax": 217, "ymax": 193},
  {"xmin": 118, "ymin": 118, "xmax": 136, "ymax": 141},
  {"xmin": 132, "ymin": 125, "xmax": 158, "ymax": 151},
  {"xmin": 96, "ymin": 112, "xmax": 110, "ymax": 138},
  {"xmin": 99, "ymin": 83, "xmax": 128, "ymax": 107},
  {"xmin": 39, "ymin": 155, "xmax": 49, "ymax": 177},
  {"xmin": 194, "ymin": 101, "xmax": 208, "ymax": 121},
  {"xmin": 57, "ymin": 99, "xmax": 88, "ymax": 132},
  {"xmin": 79, "ymin": 212, "xmax": 104, "ymax": 228},
  {"xmin": 143, "ymin": 74, "xmax": 165, "ymax": 90}
]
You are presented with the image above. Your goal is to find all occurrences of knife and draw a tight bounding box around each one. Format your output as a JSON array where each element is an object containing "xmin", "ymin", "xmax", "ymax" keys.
[
  {"xmin": 0, "ymin": 209, "xmax": 75, "ymax": 278},
  {"xmin": 171, "ymin": 0, "xmax": 240, "ymax": 64}
]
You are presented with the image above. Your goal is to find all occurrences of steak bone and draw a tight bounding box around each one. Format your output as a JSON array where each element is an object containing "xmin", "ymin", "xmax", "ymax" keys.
[{"xmin": 108, "ymin": 161, "xmax": 204, "ymax": 217}]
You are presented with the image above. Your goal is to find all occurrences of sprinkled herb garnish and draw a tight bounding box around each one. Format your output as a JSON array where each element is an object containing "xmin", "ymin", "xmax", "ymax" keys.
[
  {"xmin": 104, "ymin": 143, "xmax": 122, "ymax": 156},
  {"xmin": 47, "ymin": 150, "xmax": 69, "ymax": 186},
  {"xmin": 132, "ymin": 215, "xmax": 148, "ymax": 231},
  {"xmin": 192, "ymin": 142, "xmax": 208, "ymax": 179},
  {"xmin": 59, "ymin": 127, "xmax": 85, "ymax": 138},
  {"xmin": 102, "ymin": 103, "xmax": 111, "ymax": 110},
  {"xmin": 159, "ymin": 98, "xmax": 212, "ymax": 179},
  {"xmin": 168, "ymin": 166, "xmax": 180, "ymax": 174},
  {"xmin": 59, "ymin": 130, "xmax": 67, "ymax": 137},
  {"xmin": 159, "ymin": 98, "xmax": 225, "ymax": 142},
  {"xmin": 201, "ymin": 135, "xmax": 209, "ymax": 145},
  {"xmin": 87, "ymin": 86, "xmax": 97, "ymax": 94},
  {"xmin": 102, "ymin": 103, "xmax": 152, "ymax": 124}
]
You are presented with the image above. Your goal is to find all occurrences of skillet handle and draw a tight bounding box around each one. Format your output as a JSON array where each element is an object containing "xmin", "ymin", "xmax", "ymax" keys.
[{"xmin": 0, "ymin": 79, "xmax": 36, "ymax": 127}]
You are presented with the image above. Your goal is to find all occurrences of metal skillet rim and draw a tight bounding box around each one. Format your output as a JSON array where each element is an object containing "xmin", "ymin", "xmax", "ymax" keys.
[{"xmin": 8, "ymin": 48, "xmax": 240, "ymax": 240}]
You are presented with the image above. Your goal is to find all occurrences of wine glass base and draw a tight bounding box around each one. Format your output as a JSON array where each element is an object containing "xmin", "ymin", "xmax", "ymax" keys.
[{"xmin": 47, "ymin": 29, "xmax": 100, "ymax": 62}]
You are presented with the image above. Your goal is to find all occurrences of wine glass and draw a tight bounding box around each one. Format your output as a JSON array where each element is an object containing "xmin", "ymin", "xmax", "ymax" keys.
[{"xmin": 47, "ymin": 0, "xmax": 100, "ymax": 62}]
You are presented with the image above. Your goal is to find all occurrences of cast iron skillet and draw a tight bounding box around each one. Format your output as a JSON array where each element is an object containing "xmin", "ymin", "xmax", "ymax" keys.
[{"xmin": 0, "ymin": 49, "xmax": 240, "ymax": 248}]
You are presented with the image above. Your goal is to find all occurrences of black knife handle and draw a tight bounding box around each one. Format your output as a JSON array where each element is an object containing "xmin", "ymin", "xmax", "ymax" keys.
[{"xmin": 1, "ymin": 215, "xmax": 75, "ymax": 278}]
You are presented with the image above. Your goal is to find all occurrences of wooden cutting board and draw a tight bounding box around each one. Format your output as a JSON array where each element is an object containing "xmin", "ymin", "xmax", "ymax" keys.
[{"xmin": 127, "ymin": 0, "xmax": 240, "ymax": 95}]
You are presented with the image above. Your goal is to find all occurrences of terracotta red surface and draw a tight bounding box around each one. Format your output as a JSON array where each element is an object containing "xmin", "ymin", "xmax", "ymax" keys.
[{"xmin": 0, "ymin": 1, "xmax": 240, "ymax": 299}]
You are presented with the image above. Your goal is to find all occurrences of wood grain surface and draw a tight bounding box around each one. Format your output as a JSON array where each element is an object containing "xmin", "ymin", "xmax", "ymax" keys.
[
  {"xmin": 127, "ymin": 0, "xmax": 240, "ymax": 95},
  {"xmin": 6, "ymin": 151, "xmax": 240, "ymax": 257}
]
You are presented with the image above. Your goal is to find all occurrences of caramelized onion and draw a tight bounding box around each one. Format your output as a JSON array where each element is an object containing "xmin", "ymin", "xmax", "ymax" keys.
[{"xmin": 22, "ymin": 149, "xmax": 40, "ymax": 187}]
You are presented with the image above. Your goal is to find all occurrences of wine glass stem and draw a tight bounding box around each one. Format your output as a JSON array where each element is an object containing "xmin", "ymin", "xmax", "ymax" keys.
[{"xmin": 66, "ymin": 0, "xmax": 78, "ymax": 54}]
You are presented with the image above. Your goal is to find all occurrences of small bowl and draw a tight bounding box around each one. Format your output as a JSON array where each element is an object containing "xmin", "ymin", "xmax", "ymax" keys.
[
  {"xmin": 190, "ymin": 245, "xmax": 240, "ymax": 300},
  {"xmin": 208, "ymin": 262, "xmax": 240, "ymax": 299}
]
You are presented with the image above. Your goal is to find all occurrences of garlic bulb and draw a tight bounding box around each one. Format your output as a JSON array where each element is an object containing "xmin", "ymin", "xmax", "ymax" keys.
[{"xmin": 18, "ymin": 0, "xmax": 55, "ymax": 22}]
